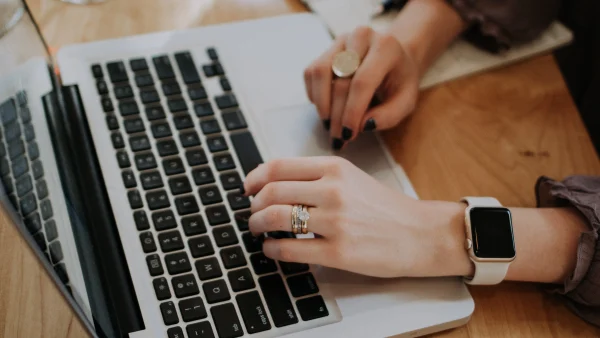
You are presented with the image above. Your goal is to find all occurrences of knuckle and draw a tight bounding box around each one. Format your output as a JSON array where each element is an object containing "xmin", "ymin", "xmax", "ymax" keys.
[
  {"xmin": 261, "ymin": 182, "xmax": 278, "ymax": 204},
  {"xmin": 265, "ymin": 159, "xmax": 283, "ymax": 179},
  {"xmin": 353, "ymin": 25, "xmax": 373, "ymax": 40},
  {"xmin": 377, "ymin": 33, "xmax": 398, "ymax": 47},
  {"xmin": 333, "ymin": 79, "xmax": 350, "ymax": 95},
  {"xmin": 264, "ymin": 207, "xmax": 281, "ymax": 228},
  {"xmin": 314, "ymin": 64, "xmax": 329, "ymax": 79},
  {"xmin": 350, "ymin": 76, "xmax": 369, "ymax": 92},
  {"xmin": 304, "ymin": 67, "xmax": 312, "ymax": 80},
  {"xmin": 325, "ymin": 157, "xmax": 349, "ymax": 176},
  {"xmin": 324, "ymin": 183, "xmax": 344, "ymax": 206}
]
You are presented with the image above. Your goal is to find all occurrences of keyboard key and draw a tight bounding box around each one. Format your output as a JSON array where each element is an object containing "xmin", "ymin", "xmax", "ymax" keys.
[
  {"xmin": 207, "ymin": 136, "xmax": 228, "ymax": 153},
  {"xmin": 175, "ymin": 52, "xmax": 202, "ymax": 84},
  {"xmin": 228, "ymin": 268, "xmax": 255, "ymax": 292},
  {"xmin": 188, "ymin": 87, "xmax": 207, "ymax": 101},
  {"xmin": 27, "ymin": 142, "xmax": 39, "ymax": 161},
  {"xmin": 242, "ymin": 232, "xmax": 262, "ymax": 253},
  {"xmin": 213, "ymin": 226, "xmax": 238, "ymax": 247},
  {"xmin": 91, "ymin": 64, "xmax": 104, "ymax": 78},
  {"xmin": 168, "ymin": 99, "xmax": 187, "ymax": 113},
  {"xmin": 211, "ymin": 303, "xmax": 243, "ymax": 338},
  {"xmin": 200, "ymin": 119, "xmax": 221, "ymax": 135},
  {"xmin": 0, "ymin": 159, "xmax": 9, "ymax": 176},
  {"xmin": 192, "ymin": 167, "xmax": 215, "ymax": 186},
  {"xmin": 296, "ymin": 296, "xmax": 329, "ymax": 321},
  {"xmin": 128, "ymin": 190, "xmax": 143, "ymax": 209},
  {"xmin": 160, "ymin": 301, "xmax": 179, "ymax": 325},
  {"xmin": 5, "ymin": 122, "xmax": 21, "ymax": 141},
  {"xmin": 119, "ymin": 101, "xmax": 139, "ymax": 116},
  {"xmin": 140, "ymin": 232, "xmax": 157, "ymax": 253},
  {"xmin": 182, "ymin": 215, "xmax": 206, "ymax": 236},
  {"xmin": 162, "ymin": 82, "xmax": 181, "ymax": 96},
  {"xmin": 175, "ymin": 195, "xmax": 200, "ymax": 216},
  {"xmin": 213, "ymin": 154, "xmax": 235, "ymax": 171},
  {"xmin": 199, "ymin": 186, "xmax": 222, "ymax": 205},
  {"xmin": 186, "ymin": 149, "xmax": 208, "ymax": 167},
  {"xmin": 167, "ymin": 327, "xmax": 184, "ymax": 338},
  {"xmin": 179, "ymin": 297, "xmax": 207, "ymax": 322},
  {"xmin": 206, "ymin": 205, "xmax": 230, "ymax": 226},
  {"xmin": 9, "ymin": 139, "xmax": 25, "ymax": 159},
  {"xmin": 220, "ymin": 77, "xmax": 231, "ymax": 92},
  {"xmin": 215, "ymin": 93, "xmax": 238, "ymax": 110},
  {"xmin": 153, "ymin": 277, "xmax": 172, "ymax": 300},
  {"xmin": 152, "ymin": 209, "xmax": 177, "ymax": 231},
  {"xmin": 140, "ymin": 171, "xmax": 164, "ymax": 190},
  {"xmin": 279, "ymin": 261, "xmax": 309, "ymax": 275},
  {"xmin": 134, "ymin": 152, "xmax": 157, "ymax": 170},
  {"xmin": 202, "ymin": 65, "xmax": 216, "ymax": 78},
  {"xmin": 169, "ymin": 176, "xmax": 192, "ymax": 195},
  {"xmin": 151, "ymin": 121, "xmax": 172, "ymax": 138},
  {"xmin": 227, "ymin": 192, "xmax": 250, "ymax": 211},
  {"xmin": 147, "ymin": 254, "xmax": 164, "ymax": 276},
  {"xmin": 250, "ymin": 253, "xmax": 277, "ymax": 275},
  {"xmin": 203, "ymin": 279, "xmax": 230, "ymax": 304},
  {"xmin": 163, "ymin": 157, "xmax": 185, "ymax": 175},
  {"xmin": 165, "ymin": 251, "xmax": 192, "ymax": 275},
  {"xmin": 114, "ymin": 84, "xmax": 134, "ymax": 99},
  {"xmin": 236, "ymin": 291, "xmax": 272, "ymax": 334},
  {"xmin": 220, "ymin": 246, "xmax": 247, "ymax": 269},
  {"xmin": 116, "ymin": 151, "xmax": 131, "ymax": 168},
  {"xmin": 101, "ymin": 98, "xmax": 114, "ymax": 112},
  {"xmin": 222, "ymin": 110, "xmax": 247, "ymax": 131},
  {"xmin": 153, "ymin": 55, "xmax": 176, "ymax": 79},
  {"xmin": 141, "ymin": 89, "xmax": 159, "ymax": 103},
  {"xmin": 124, "ymin": 118, "xmax": 145, "ymax": 134},
  {"xmin": 2, "ymin": 176, "xmax": 13, "ymax": 194},
  {"xmin": 54, "ymin": 263, "xmax": 69, "ymax": 283},
  {"xmin": 111, "ymin": 132, "xmax": 125, "ymax": 149},
  {"xmin": 49, "ymin": 241, "xmax": 64, "ymax": 264},
  {"xmin": 220, "ymin": 172, "xmax": 241, "ymax": 191},
  {"xmin": 134, "ymin": 210, "xmax": 150, "ymax": 230},
  {"xmin": 157, "ymin": 139, "xmax": 178, "ymax": 157},
  {"xmin": 158, "ymin": 230, "xmax": 184, "ymax": 252},
  {"xmin": 24, "ymin": 213, "xmax": 41, "ymax": 233},
  {"xmin": 135, "ymin": 73, "xmax": 154, "ymax": 87},
  {"xmin": 172, "ymin": 274, "xmax": 199, "ymax": 298},
  {"xmin": 213, "ymin": 62, "xmax": 224, "ymax": 76},
  {"xmin": 172, "ymin": 114, "xmax": 195, "ymax": 131},
  {"xmin": 207, "ymin": 48, "xmax": 218, "ymax": 60},
  {"xmin": 186, "ymin": 322, "xmax": 215, "ymax": 338},
  {"xmin": 195, "ymin": 257, "xmax": 222, "ymax": 281},
  {"xmin": 106, "ymin": 61, "xmax": 128, "ymax": 83},
  {"xmin": 287, "ymin": 273, "xmax": 319, "ymax": 297},
  {"xmin": 130, "ymin": 134, "xmax": 151, "ymax": 152},
  {"xmin": 20, "ymin": 193, "xmax": 37, "ymax": 215},
  {"xmin": 11, "ymin": 156, "xmax": 27, "ymax": 179},
  {"xmin": 230, "ymin": 132, "xmax": 263, "ymax": 175},
  {"xmin": 258, "ymin": 274, "xmax": 298, "ymax": 327},
  {"xmin": 189, "ymin": 236, "xmax": 213, "ymax": 258},
  {"xmin": 106, "ymin": 115, "xmax": 119, "ymax": 130},
  {"xmin": 0, "ymin": 99, "xmax": 17, "ymax": 125},
  {"xmin": 36, "ymin": 180, "xmax": 48, "ymax": 200},
  {"xmin": 130, "ymin": 58, "xmax": 148, "ymax": 72},
  {"xmin": 180, "ymin": 131, "xmax": 201, "ymax": 148},
  {"xmin": 194, "ymin": 102, "xmax": 214, "ymax": 117},
  {"xmin": 23, "ymin": 123, "xmax": 35, "ymax": 141},
  {"xmin": 146, "ymin": 106, "xmax": 166, "ymax": 120},
  {"xmin": 45, "ymin": 219, "xmax": 58, "ymax": 241},
  {"xmin": 147, "ymin": 190, "xmax": 170, "ymax": 210},
  {"xmin": 16, "ymin": 175, "xmax": 32, "ymax": 197},
  {"xmin": 16, "ymin": 91, "xmax": 26, "ymax": 106}
]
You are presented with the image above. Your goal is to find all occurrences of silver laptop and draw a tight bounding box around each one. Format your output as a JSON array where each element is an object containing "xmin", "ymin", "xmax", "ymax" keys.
[{"xmin": 0, "ymin": 6, "xmax": 473, "ymax": 338}]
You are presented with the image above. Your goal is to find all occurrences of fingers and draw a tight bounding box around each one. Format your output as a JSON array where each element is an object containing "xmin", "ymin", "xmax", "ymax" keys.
[
  {"xmin": 304, "ymin": 65, "xmax": 313, "ymax": 103},
  {"xmin": 249, "ymin": 205, "xmax": 333, "ymax": 236},
  {"xmin": 243, "ymin": 157, "xmax": 330, "ymax": 196},
  {"xmin": 360, "ymin": 83, "xmax": 418, "ymax": 132},
  {"xmin": 329, "ymin": 78, "xmax": 351, "ymax": 150},
  {"xmin": 263, "ymin": 238, "xmax": 330, "ymax": 265},
  {"xmin": 250, "ymin": 181, "xmax": 324, "ymax": 214}
]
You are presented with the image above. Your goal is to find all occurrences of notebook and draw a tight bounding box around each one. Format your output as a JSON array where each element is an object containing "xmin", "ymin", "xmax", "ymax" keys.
[{"xmin": 302, "ymin": 0, "xmax": 573, "ymax": 89}]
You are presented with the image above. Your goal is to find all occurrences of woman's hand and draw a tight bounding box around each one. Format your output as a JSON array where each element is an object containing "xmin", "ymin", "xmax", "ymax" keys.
[
  {"xmin": 243, "ymin": 157, "xmax": 472, "ymax": 278},
  {"xmin": 304, "ymin": 26, "xmax": 420, "ymax": 150}
]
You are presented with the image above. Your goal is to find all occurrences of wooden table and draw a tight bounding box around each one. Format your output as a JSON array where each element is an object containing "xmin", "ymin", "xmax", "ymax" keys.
[{"xmin": 2, "ymin": 0, "xmax": 599, "ymax": 337}]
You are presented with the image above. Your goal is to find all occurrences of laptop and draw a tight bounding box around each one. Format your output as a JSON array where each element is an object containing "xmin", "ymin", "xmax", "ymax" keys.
[{"xmin": 0, "ymin": 5, "xmax": 473, "ymax": 338}]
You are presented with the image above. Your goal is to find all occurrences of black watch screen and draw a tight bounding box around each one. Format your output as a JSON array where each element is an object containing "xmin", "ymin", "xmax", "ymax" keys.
[{"xmin": 470, "ymin": 207, "xmax": 515, "ymax": 259}]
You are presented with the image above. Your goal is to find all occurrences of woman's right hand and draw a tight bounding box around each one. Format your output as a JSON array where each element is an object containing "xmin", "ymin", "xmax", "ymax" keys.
[{"xmin": 304, "ymin": 26, "xmax": 421, "ymax": 150}]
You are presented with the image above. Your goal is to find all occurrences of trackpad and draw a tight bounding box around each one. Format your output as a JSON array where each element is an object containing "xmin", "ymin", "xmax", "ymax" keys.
[{"xmin": 252, "ymin": 104, "xmax": 405, "ymax": 192}]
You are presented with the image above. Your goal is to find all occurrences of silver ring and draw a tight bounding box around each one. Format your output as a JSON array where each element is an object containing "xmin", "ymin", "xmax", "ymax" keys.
[{"xmin": 298, "ymin": 205, "xmax": 310, "ymax": 234}]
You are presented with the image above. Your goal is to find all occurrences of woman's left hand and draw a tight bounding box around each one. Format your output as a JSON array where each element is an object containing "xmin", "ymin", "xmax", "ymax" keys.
[{"xmin": 243, "ymin": 156, "xmax": 471, "ymax": 278}]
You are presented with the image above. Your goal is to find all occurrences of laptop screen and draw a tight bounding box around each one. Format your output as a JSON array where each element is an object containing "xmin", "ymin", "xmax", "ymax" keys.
[{"xmin": 0, "ymin": 6, "xmax": 113, "ymax": 338}]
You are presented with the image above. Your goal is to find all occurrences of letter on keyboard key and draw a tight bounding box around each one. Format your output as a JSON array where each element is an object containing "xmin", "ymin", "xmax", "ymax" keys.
[
  {"xmin": 174, "ymin": 114, "xmax": 194, "ymax": 130},
  {"xmin": 211, "ymin": 303, "xmax": 243, "ymax": 338},
  {"xmin": 250, "ymin": 253, "xmax": 277, "ymax": 275},
  {"xmin": 296, "ymin": 295, "xmax": 329, "ymax": 321},
  {"xmin": 175, "ymin": 195, "xmax": 200, "ymax": 216},
  {"xmin": 45, "ymin": 219, "xmax": 58, "ymax": 241},
  {"xmin": 200, "ymin": 119, "xmax": 221, "ymax": 135},
  {"xmin": 213, "ymin": 226, "xmax": 238, "ymax": 247},
  {"xmin": 192, "ymin": 167, "xmax": 215, "ymax": 187},
  {"xmin": 169, "ymin": 176, "xmax": 192, "ymax": 195},
  {"xmin": 160, "ymin": 301, "xmax": 179, "ymax": 325},
  {"xmin": 203, "ymin": 279, "xmax": 230, "ymax": 304},
  {"xmin": 220, "ymin": 172, "xmax": 241, "ymax": 190},
  {"xmin": 97, "ymin": 80, "xmax": 108, "ymax": 94},
  {"xmin": 165, "ymin": 251, "xmax": 192, "ymax": 275},
  {"xmin": 207, "ymin": 136, "xmax": 228, "ymax": 153},
  {"xmin": 114, "ymin": 84, "xmax": 134, "ymax": 99},
  {"xmin": 124, "ymin": 118, "xmax": 145, "ymax": 134},
  {"xmin": 199, "ymin": 186, "xmax": 222, "ymax": 205},
  {"xmin": 228, "ymin": 268, "xmax": 255, "ymax": 292},
  {"xmin": 179, "ymin": 297, "xmax": 207, "ymax": 322},
  {"xmin": 135, "ymin": 74, "xmax": 154, "ymax": 87},
  {"xmin": 220, "ymin": 246, "xmax": 246, "ymax": 269},
  {"xmin": 171, "ymin": 273, "xmax": 200, "ymax": 298},
  {"xmin": 213, "ymin": 154, "xmax": 235, "ymax": 171},
  {"xmin": 236, "ymin": 291, "xmax": 272, "ymax": 334},
  {"xmin": 163, "ymin": 157, "xmax": 185, "ymax": 175},
  {"xmin": 186, "ymin": 321, "xmax": 215, "ymax": 338},
  {"xmin": 189, "ymin": 236, "xmax": 214, "ymax": 258},
  {"xmin": 151, "ymin": 122, "xmax": 172, "ymax": 138},
  {"xmin": 230, "ymin": 132, "xmax": 263, "ymax": 175},
  {"xmin": 206, "ymin": 205, "xmax": 230, "ymax": 226},
  {"xmin": 168, "ymin": 99, "xmax": 187, "ymax": 113},
  {"xmin": 195, "ymin": 257, "xmax": 222, "ymax": 281},
  {"xmin": 182, "ymin": 215, "xmax": 207, "ymax": 236},
  {"xmin": 242, "ymin": 232, "xmax": 263, "ymax": 253},
  {"xmin": 227, "ymin": 192, "xmax": 250, "ymax": 211},
  {"xmin": 157, "ymin": 140, "xmax": 179, "ymax": 157},
  {"xmin": 152, "ymin": 209, "xmax": 177, "ymax": 231},
  {"xmin": 234, "ymin": 211, "xmax": 251, "ymax": 231},
  {"xmin": 158, "ymin": 230, "xmax": 184, "ymax": 252},
  {"xmin": 141, "ymin": 89, "xmax": 160, "ymax": 104},
  {"xmin": 186, "ymin": 149, "xmax": 208, "ymax": 167},
  {"xmin": 91, "ymin": 64, "xmax": 103, "ymax": 78},
  {"xmin": 258, "ymin": 274, "xmax": 299, "ymax": 327}
]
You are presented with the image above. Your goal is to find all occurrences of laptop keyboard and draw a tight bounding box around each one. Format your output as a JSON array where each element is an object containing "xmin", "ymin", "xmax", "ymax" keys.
[
  {"xmin": 0, "ymin": 93, "xmax": 70, "ymax": 289},
  {"xmin": 93, "ymin": 48, "xmax": 329, "ymax": 337}
]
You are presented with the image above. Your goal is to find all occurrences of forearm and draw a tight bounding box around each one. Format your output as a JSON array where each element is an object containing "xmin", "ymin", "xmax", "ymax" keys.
[{"xmin": 388, "ymin": 0, "xmax": 467, "ymax": 78}]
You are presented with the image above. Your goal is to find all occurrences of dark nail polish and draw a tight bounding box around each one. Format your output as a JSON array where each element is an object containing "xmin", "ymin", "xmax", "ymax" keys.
[
  {"xmin": 342, "ymin": 127, "xmax": 353, "ymax": 141},
  {"xmin": 363, "ymin": 118, "xmax": 377, "ymax": 132},
  {"xmin": 332, "ymin": 138, "xmax": 344, "ymax": 150},
  {"xmin": 239, "ymin": 184, "xmax": 246, "ymax": 195},
  {"xmin": 323, "ymin": 119, "xmax": 331, "ymax": 131}
]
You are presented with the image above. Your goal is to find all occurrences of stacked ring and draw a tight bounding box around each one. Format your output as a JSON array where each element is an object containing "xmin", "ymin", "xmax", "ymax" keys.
[
  {"xmin": 291, "ymin": 205, "xmax": 310, "ymax": 234},
  {"xmin": 291, "ymin": 205, "xmax": 301, "ymax": 234}
]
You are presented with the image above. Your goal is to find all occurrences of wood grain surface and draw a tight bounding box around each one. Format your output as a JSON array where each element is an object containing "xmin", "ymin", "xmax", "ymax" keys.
[{"xmin": 1, "ymin": 0, "xmax": 599, "ymax": 337}]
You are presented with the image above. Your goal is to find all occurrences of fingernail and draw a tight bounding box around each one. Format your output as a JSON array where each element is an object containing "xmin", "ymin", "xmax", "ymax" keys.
[
  {"xmin": 342, "ymin": 127, "xmax": 353, "ymax": 141},
  {"xmin": 239, "ymin": 184, "xmax": 246, "ymax": 196},
  {"xmin": 363, "ymin": 118, "xmax": 377, "ymax": 132},
  {"xmin": 323, "ymin": 119, "xmax": 331, "ymax": 131},
  {"xmin": 332, "ymin": 138, "xmax": 344, "ymax": 150}
]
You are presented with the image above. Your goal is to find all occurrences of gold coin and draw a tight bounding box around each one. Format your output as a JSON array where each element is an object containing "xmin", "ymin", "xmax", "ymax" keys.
[{"xmin": 332, "ymin": 50, "xmax": 360, "ymax": 78}]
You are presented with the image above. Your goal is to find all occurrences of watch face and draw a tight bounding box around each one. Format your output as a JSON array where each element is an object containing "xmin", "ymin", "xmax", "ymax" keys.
[{"xmin": 470, "ymin": 207, "xmax": 515, "ymax": 259}]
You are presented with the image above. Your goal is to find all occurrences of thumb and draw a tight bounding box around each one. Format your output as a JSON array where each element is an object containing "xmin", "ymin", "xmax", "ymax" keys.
[{"xmin": 360, "ymin": 89, "xmax": 417, "ymax": 132}]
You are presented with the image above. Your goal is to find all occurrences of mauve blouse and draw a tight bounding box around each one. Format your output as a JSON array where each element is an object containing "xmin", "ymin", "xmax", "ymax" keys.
[{"xmin": 444, "ymin": 0, "xmax": 600, "ymax": 327}]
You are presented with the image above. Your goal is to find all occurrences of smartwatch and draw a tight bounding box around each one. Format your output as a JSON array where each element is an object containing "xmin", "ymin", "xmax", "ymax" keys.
[{"xmin": 461, "ymin": 197, "xmax": 515, "ymax": 285}]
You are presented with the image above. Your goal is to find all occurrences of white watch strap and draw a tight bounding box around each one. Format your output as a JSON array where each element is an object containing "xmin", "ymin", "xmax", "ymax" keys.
[{"xmin": 461, "ymin": 196, "xmax": 511, "ymax": 285}]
